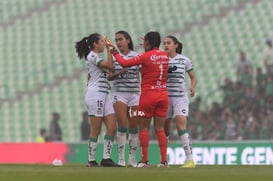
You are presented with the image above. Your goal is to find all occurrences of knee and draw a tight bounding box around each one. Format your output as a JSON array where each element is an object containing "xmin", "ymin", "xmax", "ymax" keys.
[
  {"xmin": 91, "ymin": 126, "xmax": 102, "ymax": 137},
  {"xmin": 107, "ymin": 125, "xmax": 117, "ymax": 135}
]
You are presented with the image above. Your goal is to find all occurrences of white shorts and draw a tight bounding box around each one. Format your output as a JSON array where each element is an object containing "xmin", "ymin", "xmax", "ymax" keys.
[
  {"xmin": 85, "ymin": 91, "xmax": 115, "ymax": 117},
  {"xmin": 112, "ymin": 92, "xmax": 140, "ymax": 107},
  {"xmin": 167, "ymin": 96, "xmax": 189, "ymax": 118}
]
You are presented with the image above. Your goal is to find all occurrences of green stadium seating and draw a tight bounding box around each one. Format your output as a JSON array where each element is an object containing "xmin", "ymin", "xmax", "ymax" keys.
[{"xmin": 1, "ymin": 0, "xmax": 272, "ymax": 142}]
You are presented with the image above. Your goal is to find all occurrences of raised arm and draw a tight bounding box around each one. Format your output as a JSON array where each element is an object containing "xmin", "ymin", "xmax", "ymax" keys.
[
  {"xmin": 113, "ymin": 53, "xmax": 144, "ymax": 67},
  {"xmin": 107, "ymin": 39, "xmax": 144, "ymax": 67},
  {"xmin": 98, "ymin": 47, "xmax": 113, "ymax": 70}
]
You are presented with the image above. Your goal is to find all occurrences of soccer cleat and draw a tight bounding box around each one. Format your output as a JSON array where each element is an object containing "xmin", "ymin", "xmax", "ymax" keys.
[
  {"xmin": 86, "ymin": 160, "xmax": 99, "ymax": 167},
  {"xmin": 181, "ymin": 160, "xmax": 196, "ymax": 168},
  {"xmin": 136, "ymin": 161, "xmax": 149, "ymax": 168},
  {"xmin": 118, "ymin": 159, "xmax": 126, "ymax": 167},
  {"xmin": 127, "ymin": 158, "xmax": 138, "ymax": 167},
  {"xmin": 100, "ymin": 158, "xmax": 121, "ymax": 167},
  {"xmin": 157, "ymin": 161, "xmax": 169, "ymax": 168}
]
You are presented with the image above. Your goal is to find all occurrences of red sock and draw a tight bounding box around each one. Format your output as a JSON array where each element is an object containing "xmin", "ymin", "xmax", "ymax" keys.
[
  {"xmin": 156, "ymin": 130, "xmax": 167, "ymax": 163},
  {"xmin": 139, "ymin": 130, "xmax": 149, "ymax": 162}
]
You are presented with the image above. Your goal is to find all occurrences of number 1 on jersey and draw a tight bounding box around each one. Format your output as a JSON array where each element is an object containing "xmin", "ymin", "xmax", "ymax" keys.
[{"xmin": 159, "ymin": 64, "xmax": 163, "ymax": 80}]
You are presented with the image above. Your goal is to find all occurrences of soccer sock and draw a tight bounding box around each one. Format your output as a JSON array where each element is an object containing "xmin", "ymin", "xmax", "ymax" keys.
[
  {"xmin": 88, "ymin": 137, "xmax": 97, "ymax": 162},
  {"xmin": 117, "ymin": 127, "xmax": 127, "ymax": 162},
  {"xmin": 156, "ymin": 130, "xmax": 167, "ymax": 163},
  {"xmin": 103, "ymin": 135, "xmax": 114, "ymax": 159},
  {"xmin": 139, "ymin": 129, "xmax": 149, "ymax": 162},
  {"xmin": 128, "ymin": 128, "xmax": 138, "ymax": 160},
  {"xmin": 178, "ymin": 129, "xmax": 193, "ymax": 160}
]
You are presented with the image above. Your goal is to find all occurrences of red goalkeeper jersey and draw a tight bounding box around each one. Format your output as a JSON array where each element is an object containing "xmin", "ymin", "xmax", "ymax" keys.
[{"xmin": 113, "ymin": 48, "xmax": 169, "ymax": 92}]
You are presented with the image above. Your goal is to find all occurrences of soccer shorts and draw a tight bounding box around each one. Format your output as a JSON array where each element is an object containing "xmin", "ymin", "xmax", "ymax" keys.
[
  {"xmin": 112, "ymin": 92, "xmax": 140, "ymax": 107},
  {"xmin": 85, "ymin": 91, "xmax": 115, "ymax": 117},
  {"xmin": 138, "ymin": 91, "xmax": 168, "ymax": 118},
  {"xmin": 167, "ymin": 96, "xmax": 189, "ymax": 119}
]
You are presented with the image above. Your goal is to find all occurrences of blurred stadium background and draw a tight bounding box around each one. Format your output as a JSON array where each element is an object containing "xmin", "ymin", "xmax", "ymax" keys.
[{"xmin": 0, "ymin": 0, "xmax": 272, "ymax": 142}]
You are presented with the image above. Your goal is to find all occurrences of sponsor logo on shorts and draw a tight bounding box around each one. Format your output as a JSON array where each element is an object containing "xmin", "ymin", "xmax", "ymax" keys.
[{"xmin": 97, "ymin": 108, "xmax": 102, "ymax": 114}]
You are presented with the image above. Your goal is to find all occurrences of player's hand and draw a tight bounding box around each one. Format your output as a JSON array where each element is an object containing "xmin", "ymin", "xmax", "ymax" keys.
[
  {"xmin": 190, "ymin": 88, "xmax": 195, "ymax": 97},
  {"xmin": 105, "ymin": 37, "xmax": 118, "ymax": 54},
  {"xmin": 119, "ymin": 68, "xmax": 128, "ymax": 75},
  {"xmin": 105, "ymin": 36, "xmax": 115, "ymax": 48}
]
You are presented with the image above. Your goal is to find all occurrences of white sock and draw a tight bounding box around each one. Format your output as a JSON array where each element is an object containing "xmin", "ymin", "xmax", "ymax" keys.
[
  {"xmin": 103, "ymin": 138, "xmax": 113, "ymax": 159},
  {"xmin": 117, "ymin": 131, "xmax": 126, "ymax": 162},
  {"xmin": 128, "ymin": 133, "xmax": 138, "ymax": 160},
  {"xmin": 180, "ymin": 133, "xmax": 193, "ymax": 160},
  {"xmin": 88, "ymin": 140, "xmax": 97, "ymax": 161}
]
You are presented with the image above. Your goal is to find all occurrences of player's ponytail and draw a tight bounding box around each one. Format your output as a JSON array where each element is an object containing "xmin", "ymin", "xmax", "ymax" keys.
[
  {"xmin": 176, "ymin": 41, "xmax": 183, "ymax": 54},
  {"xmin": 75, "ymin": 37, "xmax": 89, "ymax": 59},
  {"xmin": 75, "ymin": 33, "xmax": 101, "ymax": 60}
]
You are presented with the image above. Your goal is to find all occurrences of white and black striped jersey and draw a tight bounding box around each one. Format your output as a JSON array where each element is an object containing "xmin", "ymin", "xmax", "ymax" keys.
[
  {"xmin": 167, "ymin": 54, "xmax": 193, "ymax": 97},
  {"xmin": 86, "ymin": 51, "xmax": 111, "ymax": 94},
  {"xmin": 111, "ymin": 50, "xmax": 141, "ymax": 93}
]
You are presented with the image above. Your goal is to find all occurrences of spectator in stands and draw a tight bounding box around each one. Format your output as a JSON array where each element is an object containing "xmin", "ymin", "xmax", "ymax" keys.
[
  {"xmin": 256, "ymin": 67, "xmax": 267, "ymax": 94},
  {"xmin": 265, "ymin": 76, "xmax": 273, "ymax": 98},
  {"xmin": 231, "ymin": 81, "xmax": 245, "ymax": 111},
  {"xmin": 236, "ymin": 51, "xmax": 253, "ymax": 87},
  {"xmin": 269, "ymin": 112, "xmax": 273, "ymax": 139},
  {"xmin": 49, "ymin": 112, "xmax": 62, "ymax": 141},
  {"xmin": 263, "ymin": 39, "xmax": 273, "ymax": 75},
  {"xmin": 223, "ymin": 109, "xmax": 237, "ymax": 140},
  {"xmin": 237, "ymin": 119, "xmax": 247, "ymax": 140},
  {"xmin": 258, "ymin": 118, "xmax": 271, "ymax": 140},
  {"xmin": 244, "ymin": 112, "xmax": 257, "ymax": 139},
  {"xmin": 35, "ymin": 128, "xmax": 48, "ymax": 143},
  {"xmin": 219, "ymin": 78, "xmax": 233, "ymax": 107},
  {"xmin": 80, "ymin": 111, "xmax": 90, "ymax": 141}
]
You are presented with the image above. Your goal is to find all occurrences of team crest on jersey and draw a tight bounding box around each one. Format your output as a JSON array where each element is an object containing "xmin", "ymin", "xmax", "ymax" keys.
[
  {"xmin": 177, "ymin": 58, "xmax": 185, "ymax": 65},
  {"xmin": 181, "ymin": 109, "xmax": 186, "ymax": 114}
]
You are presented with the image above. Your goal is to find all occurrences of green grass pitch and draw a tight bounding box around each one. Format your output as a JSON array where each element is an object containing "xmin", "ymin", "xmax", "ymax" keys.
[{"xmin": 0, "ymin": 164, "xmax": 272, "ymax": 181}]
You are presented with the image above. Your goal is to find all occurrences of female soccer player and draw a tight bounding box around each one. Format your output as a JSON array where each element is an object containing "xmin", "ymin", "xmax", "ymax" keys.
[
  {"xmin": 108, "ymin": 31, "xmax": 140, "ymax": 167},
  {"xmin": 75, "ymin": 33, "xmax": 119, "ymax": 167},
  {"xmin": 163, "ymin": 35, "xmax": 197, "ymax": 168},
  {"xmin": 107, "ymin": 31, "xmax": 169, "ymax": 168}
]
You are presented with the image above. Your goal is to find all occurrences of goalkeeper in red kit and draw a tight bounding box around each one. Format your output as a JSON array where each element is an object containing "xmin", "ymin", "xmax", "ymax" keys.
[{"xmin": 107, "ymin": 31, "xmax": 169, "ymax": 167}]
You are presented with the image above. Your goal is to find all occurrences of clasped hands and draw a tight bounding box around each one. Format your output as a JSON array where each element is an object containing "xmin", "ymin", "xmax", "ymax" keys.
[{"xmin": 105, "ymin": 37, "xmax": 118, "ymax": 54}]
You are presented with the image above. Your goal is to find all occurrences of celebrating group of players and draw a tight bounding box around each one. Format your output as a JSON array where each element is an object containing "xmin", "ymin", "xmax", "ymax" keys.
[{"xmin": 75, "ymin": 30, "xmax": 197, "ymax": 168}]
